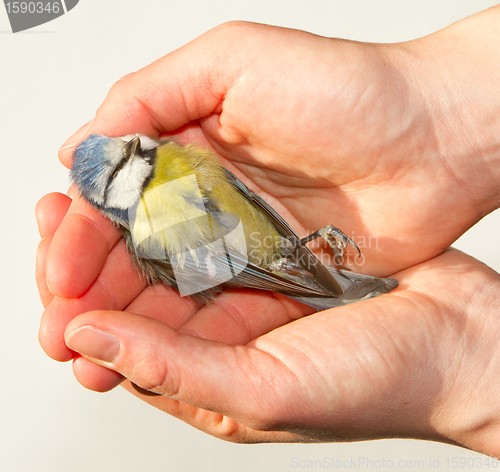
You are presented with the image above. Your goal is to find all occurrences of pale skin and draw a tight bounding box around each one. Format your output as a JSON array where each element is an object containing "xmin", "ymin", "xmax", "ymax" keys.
[{"xmin": 37, "ymin": 6, "xmax": 500, "ymax": 455}]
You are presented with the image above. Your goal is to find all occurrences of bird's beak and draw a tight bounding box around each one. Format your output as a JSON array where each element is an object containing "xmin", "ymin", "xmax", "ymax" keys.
[{"xmin": 124, "ymin": 136, "xmax": 141, "ymax": 157}]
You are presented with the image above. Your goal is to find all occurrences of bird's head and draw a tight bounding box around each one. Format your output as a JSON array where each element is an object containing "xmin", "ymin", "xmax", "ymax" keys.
[{"xmin": 71, "ymin": 134, "xmax": 160, "ymax": 212}]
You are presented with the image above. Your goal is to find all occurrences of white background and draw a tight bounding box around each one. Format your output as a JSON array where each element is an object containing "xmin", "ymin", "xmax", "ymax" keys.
[{"xmin": 1, "ymin": 0, "xmax": 500, "ymax": 470}]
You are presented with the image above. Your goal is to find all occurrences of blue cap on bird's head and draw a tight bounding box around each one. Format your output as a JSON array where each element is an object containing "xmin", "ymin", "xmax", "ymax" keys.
[{"xmin": 71, "ymin": 134, "xmax": 160, "ymax": 218}]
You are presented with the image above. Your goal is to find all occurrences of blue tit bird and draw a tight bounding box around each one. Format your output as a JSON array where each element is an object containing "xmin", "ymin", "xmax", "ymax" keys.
[{"xmin": 70, "ymin": 134, "xmax": 397, "ymax": 310}]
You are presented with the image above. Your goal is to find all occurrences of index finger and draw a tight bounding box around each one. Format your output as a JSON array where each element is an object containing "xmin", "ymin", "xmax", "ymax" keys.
[
  {"xmin": 57, "ymin": 24, "xmax": 240, "ymax": 168},
  {"xmin": 46, "ymin": 188, "xmax": 121, "ymax": 299}
]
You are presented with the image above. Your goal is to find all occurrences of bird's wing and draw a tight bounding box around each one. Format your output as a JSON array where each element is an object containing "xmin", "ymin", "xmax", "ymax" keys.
[
  {"xmin": 223, "ymin": 169, "xmax": 299, "ymax": 238},
  {"xmin": 130, "ymin": 229, "xmax": 332, "ymax": 298},
  {"xmin": 290, "ymin": 268, "xmax": 399, "ymax": 310},
  {"xmin": 223, "ymin": 169, "xmax": 344, "ymax": 296}
]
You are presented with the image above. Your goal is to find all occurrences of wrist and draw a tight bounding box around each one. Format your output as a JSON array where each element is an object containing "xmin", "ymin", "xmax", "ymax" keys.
[{"xmin": 388, "ymin": 6, "xmax": 500, "ymax": 216}]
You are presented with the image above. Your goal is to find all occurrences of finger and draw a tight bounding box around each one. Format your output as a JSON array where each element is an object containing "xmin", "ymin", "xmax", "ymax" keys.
[
  {"xmin": 36, "ymin": 238, "xmax": 54, "ymax": 307},
  {"xmin": 67, "ymin": 289, "xmax": 310, "ymax": 393},
  {"xmin": 40, "ymin": 239, "xmax": 146, "ymax": 362},
  {"xmin": 35, "ymin": 192, "xmax": 71, "ymax": 307},
  {"xmin": 120, "ymin": 379, "xmax": 303, "ymax": 443},
  {"xmin": 158, "ymin": 122, "xmax": 218, "ymax": 150},
  {"xmin": 35, "ymin": 192, "xmax": 72, "ymax": 238},
  {"xmin": 118, "ymin": 290, "xmax": 314, "ymax": 438},
  {"xmin": 67, "ymin": 284, "xmax": 202, "ymax": 393},
  {"xmin": 57, "ymin": 23, "xmax": 244, "ymax": 168},
  {"xmin": 178, "ymin": 289, "xmax": 312, "ymax": 344},
  {"xmin": 46, "ymin": 192, "xmax": 121, "ymax": 299},
  {"xmin": 126, "ymin": 283, "xmax": 201, "ymax": 329},
  {"xmin": 72, "ymin": 356, "xmax": 124, "ymax": 393},
  {"xmin": 58, "ymin": 120, "xmax": 94, "ymax": 168},
  {"xmin": 64, "ymin": 310, "xmax": 297, "ymax": 431},
  {"xmin": 67, "ymin": 288, "xmax": 309, "ymax": 393}
]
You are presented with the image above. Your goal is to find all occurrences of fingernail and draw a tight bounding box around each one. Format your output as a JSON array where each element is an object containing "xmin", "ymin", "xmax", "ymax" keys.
[
  {"xmin": 59, "ymin": 119, "xmax": 94, "ymax": 152},
  {"xmin": 66, "ymin": 326, "xmax": 120, "ymax": 363}
]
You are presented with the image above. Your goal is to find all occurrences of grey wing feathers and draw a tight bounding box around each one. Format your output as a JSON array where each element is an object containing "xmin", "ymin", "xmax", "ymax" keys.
[
  {"xmin": 223, "ymin": 169, "xmax": 344, "ymax": 297},
  {"xmin": 290, "ymin": 269, "xmax": 399, "ymax": 310}
]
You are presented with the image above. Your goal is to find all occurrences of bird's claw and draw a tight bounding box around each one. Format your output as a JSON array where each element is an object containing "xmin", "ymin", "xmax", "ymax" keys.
[{"xmin": 300, "ymin": 225, "xmax": 361, "ymax": 270}]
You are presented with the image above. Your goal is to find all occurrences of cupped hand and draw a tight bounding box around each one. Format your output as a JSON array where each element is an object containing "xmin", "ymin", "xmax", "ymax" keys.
[
  {"xmin": 56, "ymin": 20, "xmax": 500, "ymax": 278},
  {"xmin": 37, "ymin": 14, "xmax": 500, "ymax": 455},
  {"xmin": 37, "ymin": 194, "xmax": 500, "ymax": 454}
]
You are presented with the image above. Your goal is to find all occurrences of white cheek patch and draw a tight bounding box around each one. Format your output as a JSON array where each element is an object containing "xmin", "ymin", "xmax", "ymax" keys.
[
  {"xmin": 104, "ymin": 139, "xmax": 128, "ymax": 166},
  {"xmin": 120, "ymin": 134, "xmax": 159, "ymax": 151},
  {"xmin": 137, "ymin": 135, "xmax": 159, "ymax": 150},
  {"xmin": 106, "ymin": 158, "xmax": 153, "ymax": 210}
]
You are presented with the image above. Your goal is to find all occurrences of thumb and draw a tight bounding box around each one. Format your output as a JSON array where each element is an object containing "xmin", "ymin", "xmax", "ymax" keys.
[
  {"xmin": 58, "ymin": 21, "xmax": 248, "ymax": 168},
  {"xmin": 64, "ymin": 310, "xmax": 293, "ymax": 431}
]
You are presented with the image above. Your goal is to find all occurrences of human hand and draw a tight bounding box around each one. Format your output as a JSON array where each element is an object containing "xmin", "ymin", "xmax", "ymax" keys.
[
  {"xmin": 56, "ymin": 13, "xmax": 500, "ymax": 278},
  {"xmin": 37, "ymin": 193, "xmax": 500, "ymax": 454},
  {"xmin": 38, "ymin": 7, "xmax": 500, "ymax": 455}
]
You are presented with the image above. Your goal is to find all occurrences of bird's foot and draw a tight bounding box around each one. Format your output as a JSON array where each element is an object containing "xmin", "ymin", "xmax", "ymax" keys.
[{"xmin": 300, "ymin": 225, "xmax": 361, "ymax": 270}]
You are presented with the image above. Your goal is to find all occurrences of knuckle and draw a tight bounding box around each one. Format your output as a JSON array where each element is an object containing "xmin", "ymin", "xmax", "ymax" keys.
[
  {"xmin": 131, "ymin": 355, "xmax": 179, "ymax": 397},
  {"xmin": 109, "ymin": 72, "xmax": 137, "ymax": 95},
  {"xmin": 209, "ymin": 20, "xmax": 258, "ymax": 43},
  {"xmin": 210, "ymin": 415, "xmax": 250, "ymax": 443},
  {"xmin": 99, "ymin": 73, "xmax": 139, "ymax": 113}
]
